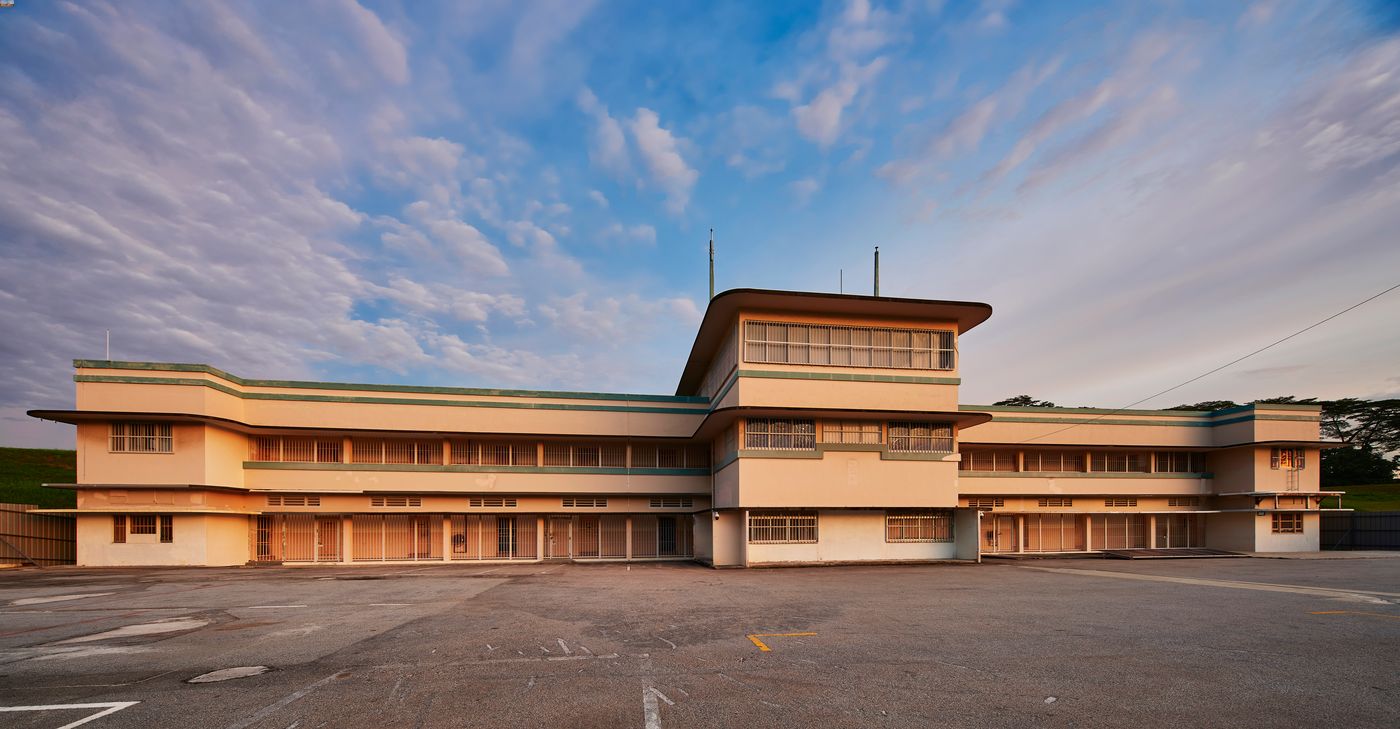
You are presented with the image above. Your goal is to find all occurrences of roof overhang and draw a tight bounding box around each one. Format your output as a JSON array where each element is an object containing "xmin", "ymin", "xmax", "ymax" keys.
[
  {"xmin": 44, "ymin": 482, "xmax": 250, "ymax": 493},
  {"xmin": 692, "ymin": 406, "xmax": 990, "ymax": 441},
  {"xmin": 675, "ymin": 289, "xmax": 993, "ymax": 395}
]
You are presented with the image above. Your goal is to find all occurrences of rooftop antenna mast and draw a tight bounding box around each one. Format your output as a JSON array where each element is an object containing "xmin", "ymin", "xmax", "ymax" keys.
[
  {"xmin": 840, "ymin": 269, "xmax": 844, "ymax": 294},
  {"xmin": 105, "ymin": 329, "xmax": 110, "ymax": 360},
  {"xmin": 708, "ymin": 228, "xmax": 715, "ymax": 300},
  {"xmin": 873, "ymin": 246, "xmax": 880, "ymax": 296}
]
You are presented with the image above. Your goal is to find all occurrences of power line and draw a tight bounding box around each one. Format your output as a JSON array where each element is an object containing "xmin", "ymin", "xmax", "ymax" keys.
[{"xmin": 1016, "ymin": 281, "xmax": 1400, "ymax": 444}]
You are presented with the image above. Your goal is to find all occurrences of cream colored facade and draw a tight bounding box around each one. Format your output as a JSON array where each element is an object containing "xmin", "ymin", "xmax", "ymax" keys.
[{"xmin": 30, "ymin": 288, "xmax": 1342, "ymax": 567}]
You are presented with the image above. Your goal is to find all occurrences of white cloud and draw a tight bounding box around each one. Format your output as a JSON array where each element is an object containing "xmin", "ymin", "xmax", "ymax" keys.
[
  {"xmin": 793, "ymin": 58, "xmax": 888, "ymax": 147},
  {"xmin": 577, "ymin": 88, "xmax": 631, "ymax": 178},
  {"xmin": 587, "ymin": 189, "xmax": 609, "ymax": 207},
  {"xmin": 789, "ymin": 177, "xmax": 821, "ymax": 207},
  {"xmin": 628, "ymin": 108, "xmax": 699, "ymax": 214},
  {"xmin": 600, "ymin": 222, "xmax": 657, "ymax": 245},
  {"xmin": 335, "ymin": 0, "xmax": 410, "ymax": 84}
]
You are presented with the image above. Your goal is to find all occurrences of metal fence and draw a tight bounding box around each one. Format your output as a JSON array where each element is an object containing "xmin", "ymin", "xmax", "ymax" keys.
[
  {"xmin": 1322, "ymin": 511, "xmax": 1400, "ymax": 550},
  {"xmin": 0, "ymin": 502, "xmax": 75, "ymax": 566}
]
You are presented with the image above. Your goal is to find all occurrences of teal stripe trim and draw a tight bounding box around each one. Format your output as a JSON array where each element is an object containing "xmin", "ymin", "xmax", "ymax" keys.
[
  {"xmin": 708, "ymin": 369, "xmax": 740, "ymax": 411},
  {"xmin": 77, "ymin": 375, "xmax": 712, "ymax": 416},
  {"xmin": 963, "ymin": 404, "xmax": 1212, "ymax": 416},
  {"xmin": 735, "ymin": 445, "xmax": 956, "ymax": 461},
  {"xmin": 244, "ymin": 462, "xmax": 709, "ymax": 476},
  {"xmin": 75, "ymin": 360, "xmax": 707, "ymax": 404},
  {"xmin": 712, "ymin": 451, "xmax": 739, "ymax": 472},
  {"xmin": 959, "ymin": 471, "xmax": 1213, "ymax": 479},
  {"xmin": 1213, "ymin": 414, "xmax": 1320, "ymax": 426},
  {"xmin": 738, "ymin": 369, "xmax": 960, "ymax": 385},
  {"xmin": 979, "ymin": 416, "xmax": 1216, "ymax": 427}
]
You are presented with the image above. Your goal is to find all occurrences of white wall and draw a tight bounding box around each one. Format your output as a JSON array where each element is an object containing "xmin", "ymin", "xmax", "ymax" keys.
[
  {"xmin": 746, "ymin": 510, "xmax": 957, "ymax": 564},
  {"xmin": 1254, "ymin": 512, "xmax": 1320, "ymax": 552}
]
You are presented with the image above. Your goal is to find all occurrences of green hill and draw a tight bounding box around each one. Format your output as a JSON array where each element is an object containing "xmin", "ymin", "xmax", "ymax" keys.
[{"xmin": 0, "ymin": 447, "xmax": 77, "ymax": 508}]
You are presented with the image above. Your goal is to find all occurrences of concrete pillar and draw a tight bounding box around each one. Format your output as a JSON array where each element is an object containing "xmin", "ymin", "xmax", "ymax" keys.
[
  {"xmin": 536, "ymin": 516, "xmax": 545, "ymax": 561},
  {"xmin": 442, "ymin": 515, "xmax": 451, "ymax": 561},
  {"xmin": 342, "ymin": 436, "xmax": 352, "ymax": 464},
  {"xmin": 341, "ymin": 515, "xmax": 352, "ymax": 564},
  {"xmin": 1148, "ymin": 514, "xmax": 1158, "ymax": 549},
  {"xmin": 1016, "ymin": 515, "xmax": 1025, "ymax": 553},
  {"xmin": 625, "ymin": 516, "xmax": 633, "ymax": 560}
]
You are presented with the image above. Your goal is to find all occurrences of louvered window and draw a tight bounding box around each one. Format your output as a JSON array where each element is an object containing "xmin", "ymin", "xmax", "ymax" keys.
[
  {"xmin": 451, "ymin": 440, "xmax": 538, "ymax": 466},
  {"xmin": 1154, "ymin": 451, "xmax": 1203, "ymax": 473},
  {"xmin": 743, "ymin": 321, "xmax": 955, "ymax": 370},
  {"xmin": 1104, "ymin": 498, "xmax": 1137, "ymax": 507},
  {"xmin": 887, "ymin": 422, "xmax": 953, "ymax": 452},
  {"xmin": 370, "ymin": 496, "xmax": 422, "ymax": 507},
  {"xmin": 562, "ymin": 497, "xmax": 608, "ymax": 508},
  {"xmin": 468, "ymin": 497, "xmax": 518, "ymax": 508},
  {"xmin": 1090, "ymin": 452, "xmax": 1150, "ymax": 473},
  {"xmin": 352, "ymin": 440, "xmax": 442, "ymax": 465},
  {"xmin": 250, "ymin": 436, "xmax": 342, "ymax": 463},
  {"xmin": 1038, "ymin": 498, "xmax": 1074, "ymax": 507},
  {"xmin": 960, "ymin": 450, "xmax": 1018, "ymax": 471},
  {"xmin": 1168, "ymin": 497, "xmax": 1200, "ymax": 507},
  {"xmin": 110, "ymin": 423, "xmax": 173, "ymax": 453},
  {"xmin": 266, "ymin": 495, "xmax": 321, "ymax": 507},
  {"xmin": 967, "ymin": 497, "xmax": 1005, "ymax": 509},
  {"xmin": 1023, "ymin": 451, "xmax": 1086, "ymax": 472},
  {"xmin": 744, "ymin": 418, "xmax": 816, "ymax": 450},
  {"xmin": 821, "ymin": 421, "xmax": 882, "ymax": 445},
  {"xmin": 542, "ymin": 443, "xmax": 627, "ymax": 468},
  {"xmin": 648, "ymin": 497, "xmax": 694, "ymax": 508}
]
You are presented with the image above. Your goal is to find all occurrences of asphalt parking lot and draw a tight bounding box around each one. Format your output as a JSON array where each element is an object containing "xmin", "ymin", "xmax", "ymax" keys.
[{"xmin": 0, "ymin": 556, "xmax": 1397, "ymax": 728}]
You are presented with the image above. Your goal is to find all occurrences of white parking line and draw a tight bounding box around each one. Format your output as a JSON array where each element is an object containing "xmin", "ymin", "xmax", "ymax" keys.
[
  {"xmin": 1017, "ymin": 566, "xmax": 1400, "ymax": 603},
  {"xmin": 9, "ymin": 592, "xmax": 116, "ymax": 606},
  {"xmin": 224, "ymin": 670, "xmax": 347, "ymax": 729},
  {"xmin": 246, "ymin": 605, "xmax": 308, "ymax": 609},
  {"xmin": 0, "ymin": 701, "xmax": 139, "ymax": 729}
]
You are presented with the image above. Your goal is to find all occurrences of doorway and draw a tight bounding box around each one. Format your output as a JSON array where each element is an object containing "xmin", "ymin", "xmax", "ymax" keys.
[
  {"xmin": 546, "ymin": 517, "xmax": 572, "ymax": 559},
  {"xmin": 982, "ymin": 514, "xmax": 1018, "ymax": 553}
]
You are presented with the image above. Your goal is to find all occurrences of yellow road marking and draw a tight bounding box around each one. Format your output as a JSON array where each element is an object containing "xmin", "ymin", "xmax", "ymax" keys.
[
  {"xmin": 1309, "ymin": 610, "xmax": 1400, "ymax": 620},
  {"xmin": 746, "ymin": 632, "xmax": 817, "ymax": 652}
]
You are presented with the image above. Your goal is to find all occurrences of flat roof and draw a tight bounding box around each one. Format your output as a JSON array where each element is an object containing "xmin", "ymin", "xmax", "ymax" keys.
[{"xmin": 675, "ymin": 288, "xmax": 993, "ymax": 395}]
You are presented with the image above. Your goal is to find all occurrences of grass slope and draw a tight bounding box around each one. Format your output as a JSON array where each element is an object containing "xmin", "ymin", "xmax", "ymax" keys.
[
  {"xmin": 0, "ymin": 447, "xmax": 76, "ymax": 509},
  {"xmin": 1333, "ymin": 483, "xmax": 1400, "ymax": 512}
]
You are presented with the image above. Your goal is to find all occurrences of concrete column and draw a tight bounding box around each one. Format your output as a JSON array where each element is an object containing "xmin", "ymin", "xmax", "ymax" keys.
[
  {"xmin": 343, "ymin": 437, "xmax": 352, "ymax": 464},
  {"xmin": 1148, "ymin": 514, "xmax": 1158, "ymax": 549},
  {"xmin": 536, "ymin": 516, "xmax": 545, "ymax": 561},
  {"xmin": 341, "ymin": 515, "xmax": 352, "ymax": 564},
  {"xmin": 625, "ymin": 516, "xmax": 633, "ymax": 560},
  {"xmin": 1016, "ymin": 515, "xmax": 1025, "ymax": 553},
  {"xmin": 442, "ymin": 515, "xmax": 451, "ymax": 561}
]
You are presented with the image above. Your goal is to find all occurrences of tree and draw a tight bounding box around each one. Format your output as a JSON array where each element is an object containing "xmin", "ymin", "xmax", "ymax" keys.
[
  {"xmin": 1166, "ymin": 400, "xmax": 1240, "ymax": 411},
  {"xmin": 1320, "ymin": 398, "xmax": 1400, "ymax": 454},
  {"xmin": 993, "ymin": 395, "xmax": 1057, "ymax": 407},
  {"xmin": 1321, "ymin": 446, "xmax": 1399, "ymax": 487}
]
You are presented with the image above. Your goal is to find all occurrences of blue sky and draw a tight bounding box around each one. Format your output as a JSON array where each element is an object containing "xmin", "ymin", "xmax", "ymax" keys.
[{"xmin": 3, "ymin": 0, "xmax": 1400, "ymax": 447}]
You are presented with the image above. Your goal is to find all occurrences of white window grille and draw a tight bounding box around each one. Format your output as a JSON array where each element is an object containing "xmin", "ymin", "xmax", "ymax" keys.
[
  {"xmin": 562, "ymin": 497, "xmax": 608, "ymax": 508},
  {"xmin": 744, "ymin": 418, "xmax": 816, "ymax": 450},
  {"xmin": 748, "ymin": 511, "xmax": 818, "ymax": 543},
  {"xmin": 468, "ymin": 497, "xmax": 518, "ymax": 508},
  {"xmin": 1104, "ymin": 498, "xmax": 1137, "ymax": 507},
  {"xmin": 1090, "ymin": 452, "xmax": 1150, "ymax": 473},
  {"xmin": 352, "ymin": 439, "xmax": 442, "ymax": 465},
  {"xmin": 821, "ymin": 421, "xmax": 883, "ymax": 445},
  {"xmin": 1155, "ymin": 451, "xmax": 1203, "ymax": 473},
  {"xmin": 648, "ymin": 497, "xmax": 694, "ymax": 508},
  {"xmin": 1038, "ymin": 498, "xmax": 1074, "ymax": 507},
  {"xmin": 111, "ymin": 515, "xmax": 174, "ymax": 544},
  {"xmin": 370, "ymin": 496, "xmax": 422, "ymax": 507},
  {"xmin": 250, "ymin": 436, "xmax": 342, "ymax": 463},
  {"xmin": 960, "ymin": 450, "xmax": 1018, "ymax": 472},
  {"xmin": 887, "ymin": 421, "xmax": 953, "ymax": 452},
  {"xmin": 884, "ymin": 511, "xmax": 953, "ymax": 542},
  {"xmin": 743, "ymin": 321, "xmax": 955, "ymax": 370},
  {"xmin": 1023, "ymin": 451, "xmax": 1086, "ymax": 472},
  {"xmin": 110, "ymin": 423, "xmax": 173, "ymax": 453}
]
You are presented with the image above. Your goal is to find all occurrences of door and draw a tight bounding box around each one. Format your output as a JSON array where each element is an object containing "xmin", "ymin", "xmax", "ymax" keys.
[
  {"xmin": 315, "ymin": 517, "xmax": 341, "ymax": 562},
  {"xmin": 546, "ymin": 517, "xmax": 572, "ymax": 559},
  {"xmin": 982, "ymin": 515, "xmax": 1018, "ymax": 553}
]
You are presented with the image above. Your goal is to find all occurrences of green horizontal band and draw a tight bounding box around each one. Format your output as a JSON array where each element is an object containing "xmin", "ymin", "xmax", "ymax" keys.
[
  {"xmin": 76, "ymin": 375, "xmax": 711, "ymax": 416},
  {"xmin": 738, "ymin": 369, "xmax": 960, "ymax": 385},
  {"xmin": 74, "ymin": 360, "xmax": 707, "ymax": 404}
]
